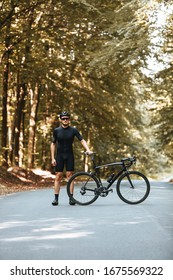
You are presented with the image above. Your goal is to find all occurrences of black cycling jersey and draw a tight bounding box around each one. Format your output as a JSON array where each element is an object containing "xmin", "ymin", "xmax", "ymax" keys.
[
  {"xmin": 52, "ymin": 126, "xmax": 83, "ymax": 154},
  {"xmin": 52, "ymin": 126, "xmax": 83, "ymax": 172}
]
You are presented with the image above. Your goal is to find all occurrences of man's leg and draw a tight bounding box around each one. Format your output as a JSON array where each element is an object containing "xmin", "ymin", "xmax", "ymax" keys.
[
  {"xmin": 66, "ymin": 171, "xmax": 73, "ymax": 193},
  {"xmin": 66, "ymin": 171, "xmax": 75, "ymax": 205},
  {"xmin": 52, "ymin": 172, "xmax": 63, "ymax": 206}
]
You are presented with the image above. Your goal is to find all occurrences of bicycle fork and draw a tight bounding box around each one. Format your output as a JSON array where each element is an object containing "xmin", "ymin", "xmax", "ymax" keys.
[{"xmin": 126, "ymin": 172, "xmax": 134, "ymax": 189}]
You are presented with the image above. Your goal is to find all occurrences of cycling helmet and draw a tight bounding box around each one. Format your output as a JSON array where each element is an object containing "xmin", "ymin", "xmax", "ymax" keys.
[{"xmin": 60, "ymin": 111, "xmax": 70, "ymax": 119}]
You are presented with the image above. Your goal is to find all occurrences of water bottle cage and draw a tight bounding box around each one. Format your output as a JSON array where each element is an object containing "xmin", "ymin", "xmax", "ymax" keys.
[{"xmin": 107, "ymin": 174, "xmax": 114, "ymax": 183}]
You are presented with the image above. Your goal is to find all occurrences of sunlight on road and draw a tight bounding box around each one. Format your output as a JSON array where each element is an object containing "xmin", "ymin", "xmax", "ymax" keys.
[
  {"xmin": 0, "ymin": 217, "xmax": 94, "ymax": 242},
  {"xmin": 1, "ymin": 231, "xmax": 93, "ymax": 242}
]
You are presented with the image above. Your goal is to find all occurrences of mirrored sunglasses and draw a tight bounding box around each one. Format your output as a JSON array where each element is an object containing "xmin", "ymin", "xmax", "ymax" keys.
[{"xmin": 61, "ymin": 117, "xmax": 70, "ymax": 120}]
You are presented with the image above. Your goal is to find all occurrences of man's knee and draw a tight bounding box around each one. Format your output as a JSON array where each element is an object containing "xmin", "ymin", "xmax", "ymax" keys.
[
  {"xmin": 55, "ymin": 172, "xmax": 63, "ymax": 182},
  {"xmin": 66, "ymin": 171, "xmax": 73, "ymax": 180}
]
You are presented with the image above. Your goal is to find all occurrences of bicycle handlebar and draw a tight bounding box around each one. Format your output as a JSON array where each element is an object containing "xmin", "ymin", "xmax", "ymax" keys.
[
  {"xmin": 83, "ymin": 152, "xmax": 136, "ymax": 170},
  {"xmin": 84, "ymin": 152, "xmax": 136, "ymax": 162}
]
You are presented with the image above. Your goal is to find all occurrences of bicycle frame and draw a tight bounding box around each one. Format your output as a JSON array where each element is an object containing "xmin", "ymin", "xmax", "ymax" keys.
[
  {"xmin": 67, "ymin": 154, "xmax": 150, "ymax": 206},
  {"xmin": 90, "ymin": 155, "xmax": 134, "ymax": 190}
]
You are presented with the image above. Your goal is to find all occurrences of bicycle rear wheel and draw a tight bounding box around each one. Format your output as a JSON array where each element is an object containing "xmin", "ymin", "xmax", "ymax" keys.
[
  {"xmin": 116, "ymin": 171, "xmax": 150, "ymax": 204},
  {"xmin": 67, "ymin": 172, "xmax": 100, "ymax": 205}
]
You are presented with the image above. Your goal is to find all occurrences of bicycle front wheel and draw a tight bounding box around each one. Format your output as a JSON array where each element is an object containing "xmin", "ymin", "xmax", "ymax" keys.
[
  {"xmin": 67, "ymin": 172, "xmax": 100, "ymax": 205},
  {"xmin": 116, "ymin": 171, "xmax": 150, "ymax": 204}
]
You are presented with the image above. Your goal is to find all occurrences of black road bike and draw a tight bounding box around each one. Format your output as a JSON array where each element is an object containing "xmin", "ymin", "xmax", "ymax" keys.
[{"xmin": 67, "ymin": 153, "xmax": 150, "ymax": 206}]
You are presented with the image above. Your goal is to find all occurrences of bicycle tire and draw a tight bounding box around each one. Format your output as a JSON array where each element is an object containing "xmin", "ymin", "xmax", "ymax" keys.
[
  {"xmin": 67, "ymin": 172, "xmax": 100, "ymax": 206},
  {"xmin": 116, "ymin": 171, "xmax": 150, "ymax": 204}
]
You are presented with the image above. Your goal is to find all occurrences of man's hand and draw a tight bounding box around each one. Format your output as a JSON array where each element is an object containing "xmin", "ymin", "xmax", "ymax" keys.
[
  {"xmin": 80, "ymin": 139, "xmax": 93, "ymax": 155},
  {"xmin": 51, "ymin": 159, "xmax": 57, "ymax": 166},
  {"xmin": 84, "ymin": 151, "xmax": 95, "ymax": 156},
  {"xmin": 86, "ymin": 150, "xmax": 93, "ymax": 155}
]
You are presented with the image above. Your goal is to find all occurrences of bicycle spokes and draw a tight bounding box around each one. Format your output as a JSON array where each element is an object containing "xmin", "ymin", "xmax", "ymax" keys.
[
  {"xmin": 67, "ymin": 172, "xmax": 100, "ymax": 205},
  {"xmin": 117, "ymin": 171, "xmax": 150, "ymax": 204}
]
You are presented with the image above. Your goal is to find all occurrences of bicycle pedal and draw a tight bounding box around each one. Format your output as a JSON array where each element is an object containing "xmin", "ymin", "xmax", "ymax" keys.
[{"xmin": 108, "ymin": 189, "xmax": 113, "ymax": 193}]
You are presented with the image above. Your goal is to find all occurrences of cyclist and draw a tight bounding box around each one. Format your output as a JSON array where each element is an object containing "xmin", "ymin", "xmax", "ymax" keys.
[{"xmin": 51, "ymin": 111, "xmax": 92, "ymax": 206}]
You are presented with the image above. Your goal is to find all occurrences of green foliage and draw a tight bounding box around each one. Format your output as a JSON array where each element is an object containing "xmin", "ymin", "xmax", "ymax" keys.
[{"xmin": 0, "ymin": 0, "xmax": 173, "ymax": 177}]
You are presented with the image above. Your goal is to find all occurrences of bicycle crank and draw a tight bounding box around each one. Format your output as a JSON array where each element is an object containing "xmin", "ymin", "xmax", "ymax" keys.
[{"xmin": 100, "ymin": 188, "xmax": 113, "ymax": 197}]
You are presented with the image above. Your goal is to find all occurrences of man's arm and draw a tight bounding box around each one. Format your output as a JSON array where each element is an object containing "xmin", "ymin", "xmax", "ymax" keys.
[
  {"xmin": 50, "ymin": 142, "xmax": 56, "ymax": 166},
  {"xmin": 80, "ymin": 139, "xmax": 92, "ymax": 154}
]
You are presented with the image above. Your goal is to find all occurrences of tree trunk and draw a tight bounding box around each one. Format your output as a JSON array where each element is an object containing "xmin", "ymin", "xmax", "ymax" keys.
[
  {"xmin": 14, "ymin": 83, "xmax": 27, "ymax": 166},
  {"xmin": 27, "ymin": 84, "xmax": 40, "ymax": 169},
  {"xmin": 84, "ymin": 133, "xmax": 91, "ymax": 172},
  {"xmin": 1, "ymin": 60, "xmax": 9, "ymax": 166},
  {"xmin": 1, "ymin": 21, "xmax": 11, "ymax": 166}
]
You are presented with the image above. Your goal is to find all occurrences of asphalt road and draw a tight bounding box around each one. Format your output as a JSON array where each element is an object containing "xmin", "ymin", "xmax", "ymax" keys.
[{"xmin": 0, "ymin": 181, "xmax": 173, "ymax": 260}]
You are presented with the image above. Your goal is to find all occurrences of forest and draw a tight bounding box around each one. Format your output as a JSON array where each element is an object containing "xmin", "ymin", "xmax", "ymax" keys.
[{"xmin": 0, "ymin": 0, "xmax": 173, "ymax": 178}]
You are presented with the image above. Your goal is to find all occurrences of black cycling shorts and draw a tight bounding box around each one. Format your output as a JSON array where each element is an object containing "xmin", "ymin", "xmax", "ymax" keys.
[{"xmin": 55, "ymin": 153, "xmax": 74, "ymax": 172}]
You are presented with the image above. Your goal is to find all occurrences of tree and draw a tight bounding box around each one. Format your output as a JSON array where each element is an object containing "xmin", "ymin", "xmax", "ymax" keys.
[{"xmin": 0, "ymin": 0, "xmax": 173, "ymax": 177}]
